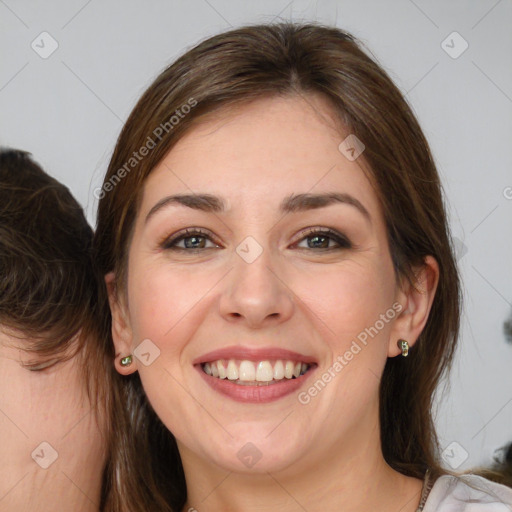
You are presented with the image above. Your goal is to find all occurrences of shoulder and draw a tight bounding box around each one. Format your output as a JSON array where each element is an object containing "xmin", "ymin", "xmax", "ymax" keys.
[{"xmin": 423, "ymin": 473, "xmax": 512, "ymax": 511}]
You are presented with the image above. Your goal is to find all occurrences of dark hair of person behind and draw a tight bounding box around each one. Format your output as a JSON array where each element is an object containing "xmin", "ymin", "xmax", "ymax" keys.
[
  {"xmin": 0, "ymin": 148, "xmax": 114, "ymax": 507},
  {"xmin": 0, "ymin": 149, "xmax": 94, "ymax": 362}
]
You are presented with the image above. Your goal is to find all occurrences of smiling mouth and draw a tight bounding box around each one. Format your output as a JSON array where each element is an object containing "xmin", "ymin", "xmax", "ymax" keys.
[{"xmin": 201, "ymin": 359, "xmax": 313, "ymax": 386}]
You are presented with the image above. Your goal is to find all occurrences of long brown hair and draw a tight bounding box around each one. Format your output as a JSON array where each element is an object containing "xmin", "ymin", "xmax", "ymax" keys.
[{"xmin": 94, "ymin": 22, "xmax": 461, "ymax": 510}]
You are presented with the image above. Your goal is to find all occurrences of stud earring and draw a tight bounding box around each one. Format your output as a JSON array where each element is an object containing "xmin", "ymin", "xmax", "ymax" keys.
[
  {"xmin": 397, "ymin": 339, "xmax": 409, "ymax": 357},
  {"xmin": 120, "ymin": 355, "xmax": 133, "ymax": 367}
]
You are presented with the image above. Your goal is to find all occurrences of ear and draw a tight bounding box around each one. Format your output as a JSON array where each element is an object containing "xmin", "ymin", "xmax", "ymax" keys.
[
  {"xmin": 105, "ymin": 272, "xmax": 138, "ymax": 375},
  {"xmin": 388, "ymin": 255, "xmax": 439, "ymax": 357}
]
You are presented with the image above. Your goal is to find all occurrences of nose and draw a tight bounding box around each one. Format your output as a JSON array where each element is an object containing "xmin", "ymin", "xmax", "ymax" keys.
[{"xmin": 218, "ymin": 244, "xmax": 295, "ymax": 329}]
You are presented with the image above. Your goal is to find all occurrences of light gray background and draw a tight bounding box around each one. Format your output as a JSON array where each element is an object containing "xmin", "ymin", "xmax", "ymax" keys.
[{"xmin": 1, "ymin": 0, "xmax": 511, "ymax": 471}]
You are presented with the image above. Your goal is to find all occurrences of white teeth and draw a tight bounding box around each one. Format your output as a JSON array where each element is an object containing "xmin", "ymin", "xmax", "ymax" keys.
[
  {"xmin": 217, "ymin": 360, "xmax": 226, "ymax": 379},
  {"xmin": 227, "ymin": 360, "xmax": 239, "ymax": 380},
  {"xmin": 256, "ymin": 361, "xmax": 273, "ymax": 381},
  {"xmin": 239, "ymin": 360, "xmax": 256, "ymax": 381},
  {"xmin": 273, "ymin": 360, "xmax": 285, "ymax": 379},
  {"xmin": 202, "ymin": 358, "xmax": 311, "ymax": 382}
]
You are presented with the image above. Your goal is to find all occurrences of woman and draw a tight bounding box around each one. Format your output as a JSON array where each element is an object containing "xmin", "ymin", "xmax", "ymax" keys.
[
  {"xmin": 0, "ymin": 149, "xmax": 113, "ymax": 510},
  {"xmin": 94, "ymin": 23, "xmax": 512, "ymax": 511}
]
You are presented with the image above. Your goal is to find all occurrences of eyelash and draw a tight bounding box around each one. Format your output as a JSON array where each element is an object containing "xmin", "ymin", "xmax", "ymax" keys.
[{"xmin": 160, "ymin": 227, "xmax": 352, "ymax": 252}]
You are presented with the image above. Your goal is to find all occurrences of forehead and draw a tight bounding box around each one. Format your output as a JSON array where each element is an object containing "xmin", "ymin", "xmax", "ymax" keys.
[{"xmin": 141, "ymin": 95, "xmax": 380, "ymax": 218}]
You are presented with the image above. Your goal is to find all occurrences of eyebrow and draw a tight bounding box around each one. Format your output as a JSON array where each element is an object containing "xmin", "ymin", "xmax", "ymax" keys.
[{"xmin": 145, "ymin": 192, "xmax": 371, "ymax": 223}]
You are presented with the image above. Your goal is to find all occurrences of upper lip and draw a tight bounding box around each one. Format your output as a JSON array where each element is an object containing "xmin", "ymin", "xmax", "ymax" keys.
[{"xmin": 193, "ymin": 346, "xmax": 318, "ymax": 365}]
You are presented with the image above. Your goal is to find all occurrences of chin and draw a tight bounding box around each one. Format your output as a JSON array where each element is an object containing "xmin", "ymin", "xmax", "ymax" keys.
[{"xmin": 196, "ymin": 429, "xmax": 309, "ymax": 474}]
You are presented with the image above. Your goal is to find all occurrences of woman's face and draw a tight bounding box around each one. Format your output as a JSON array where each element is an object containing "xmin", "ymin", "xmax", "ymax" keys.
[{"xmin": 112, "ymin": 94, "xmax": 430, "ymax": 474}]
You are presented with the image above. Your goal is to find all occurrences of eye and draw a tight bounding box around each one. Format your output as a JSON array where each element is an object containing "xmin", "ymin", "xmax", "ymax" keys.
[
  {"xmin": 160, "ymin": 227, "xmax": 352, "ymax": 252},
  {"xmin": 161, "ymin": 228, "xmax": 220, "ymax": 251},
  {"xmin": 293, "ymin": 227, "xmax": 352, "ymax": 251}
]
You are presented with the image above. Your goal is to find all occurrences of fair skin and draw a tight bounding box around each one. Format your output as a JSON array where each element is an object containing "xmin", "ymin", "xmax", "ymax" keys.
[
  {"xmin": 108, "ymin": 94, "xmax": 439, "ymax": 511},
  {"xmin": 0, "ymin": 332, "xmax": 105, "ymax": 512}
]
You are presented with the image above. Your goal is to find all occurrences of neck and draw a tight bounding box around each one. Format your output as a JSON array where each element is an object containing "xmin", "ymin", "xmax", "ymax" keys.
[
  {"xmin": 180, "ymin": 407, "xmax": 424, "ymax": 512},
  {"xmin": 0, "ymin": 449, "xmax": 104, "ymax": 511},
  {"xmin": 0, "ymin": 339, "xmax": 106, "ymax": 511}
]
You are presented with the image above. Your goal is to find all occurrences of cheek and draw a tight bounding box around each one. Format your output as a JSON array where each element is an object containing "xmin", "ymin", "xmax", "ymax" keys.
[
  {"xmin": 126, "ymin": 260, "xmax": 223, "ymax": 368},
  {"xmin": 127, "ymin": 262, "xmax": 196, "ymax": 342},
  {"xmin": 292, "ymin": 260, "xmax": 396, "ymax": 427},
  {"xmin": 298, "ymin": 257, "xmax": 397, "ymax": 346}
]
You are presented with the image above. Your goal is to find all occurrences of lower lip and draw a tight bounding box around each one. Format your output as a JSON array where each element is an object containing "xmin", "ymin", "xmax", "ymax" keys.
[{"xmin": 196, "ymin": 365, "xmax": 316, "ymax": 403}]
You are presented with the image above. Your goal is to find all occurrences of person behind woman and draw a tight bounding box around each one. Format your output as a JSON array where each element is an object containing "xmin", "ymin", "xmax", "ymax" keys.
[
  {"xmin": 471, "ymin": 311, "xmax": 512, "ymax": 488},
  {"xmin": 0, "ymin": 149, "xmax": 111, "ymax": 511},
  {"xmin": 93, "ymin": 22, "xmax": 512, "ymax": 511},
  {"xmin": 475, "ymin": 443, "xmax": 512, "ymax": 488}
]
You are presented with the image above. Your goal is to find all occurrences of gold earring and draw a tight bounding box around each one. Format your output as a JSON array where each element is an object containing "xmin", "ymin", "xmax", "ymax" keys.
[
  {"xmin": 397, "ymin": 339, "xmax": 409, "ymax": 357},
  {"xmin": 120, "ymin": 355, "xmax": 133, "ymax": 367}
]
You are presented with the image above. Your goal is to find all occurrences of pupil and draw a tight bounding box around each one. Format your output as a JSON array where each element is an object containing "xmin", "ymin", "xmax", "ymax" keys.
[
  {"xmin": 309, "ymin": 235, "xmax": 328, "ymax": 248},
  {"xmin": 185, "ymin": 236, "xmax": 204, "ymax": 249}
]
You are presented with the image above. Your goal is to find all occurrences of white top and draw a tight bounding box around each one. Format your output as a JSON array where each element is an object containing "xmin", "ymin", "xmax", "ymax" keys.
[{"xmin": 423, "ymin": 474, "xmax": 512, "ymax": 511}]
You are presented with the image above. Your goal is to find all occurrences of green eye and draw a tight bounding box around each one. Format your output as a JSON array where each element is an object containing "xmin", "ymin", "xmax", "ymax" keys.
[
  {"xmin": 294, "ymin": 227, "xmax": 352, "ymax": 251},
  {"xmin": 162, "ymin": 228, "xmax": 219, "ymax": 251},
  {"xmin": 161, "ymin": 227, "xmax": 352, "ymax": 252}
]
